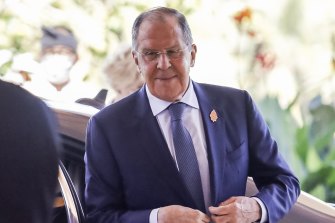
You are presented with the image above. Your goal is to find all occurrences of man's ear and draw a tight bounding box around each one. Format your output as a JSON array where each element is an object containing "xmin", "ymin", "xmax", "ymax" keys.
[
  {"xmin": 136, "ymin": 66, "xmax": 141, "ymax": 74},
  {"xmin": 190, "ymin": 44, "xmax": 197, "ymax": 67},
  {"xmin": 132, "ymin": 50, "xmax": 139, "ymax": 66},
  {"xmin": 191, "ymin": 59, "xmax": 195, "ymax": 67},
  {"xmin": 132, "ymin": 51, "xmax": 141, "ymax": 73}
]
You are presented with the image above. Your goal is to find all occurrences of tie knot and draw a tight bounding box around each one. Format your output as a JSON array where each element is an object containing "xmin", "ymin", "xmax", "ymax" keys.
[{"xmin": 169, "ymin": 102, "xmax": 186, "ymax": 121}]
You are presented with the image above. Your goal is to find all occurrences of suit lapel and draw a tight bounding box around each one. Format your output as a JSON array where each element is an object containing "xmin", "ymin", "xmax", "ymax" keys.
[
  {"xmin": 134, "ymin": 87, "xmax": 195, "ymax": 205},
  {"xmin": 193, "ymin": 82, "xmax": 227, "ymax": 206}
]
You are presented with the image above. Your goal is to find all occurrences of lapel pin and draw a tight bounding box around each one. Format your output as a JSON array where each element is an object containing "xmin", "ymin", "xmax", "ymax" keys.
[{"xmin": 210, "ymin": 109, "xmax": 218, "ymax": 122}]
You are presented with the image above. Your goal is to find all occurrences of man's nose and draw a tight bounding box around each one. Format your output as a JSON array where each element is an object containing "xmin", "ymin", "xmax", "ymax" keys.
[{"xmin": 156, "ymin": 53, "xmax": 171, "ymax": 70}]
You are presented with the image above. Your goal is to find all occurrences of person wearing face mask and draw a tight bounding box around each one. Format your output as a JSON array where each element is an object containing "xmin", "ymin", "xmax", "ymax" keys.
[
  {"xmin": 18, "ymin": 25, "xmax": 101, "ymax": 104},
  {"xmin": 39, "ymin": 26, "xmax": 78, "ymax": 92}
]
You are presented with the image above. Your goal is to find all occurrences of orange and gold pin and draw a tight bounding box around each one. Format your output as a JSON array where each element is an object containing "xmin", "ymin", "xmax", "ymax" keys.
[{"xmin": 210, "ymin": 109, "xmax": 218, "ymax": 122}]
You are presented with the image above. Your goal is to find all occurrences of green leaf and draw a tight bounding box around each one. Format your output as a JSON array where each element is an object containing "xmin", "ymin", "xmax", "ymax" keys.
[
  {"xmin": 295, "ymin": 126, "xmax": 310, "ymax": 163},
  {"xmin": 302, "ymin": 166, "xmax": 332, "ymax": 192},
  {"xmin": 305, "ymin": 147, "xmax": 322, "ymax": 172},
  {"xmin": 257, "ymin": 96, "xmax": 301, "ymax": 171}
]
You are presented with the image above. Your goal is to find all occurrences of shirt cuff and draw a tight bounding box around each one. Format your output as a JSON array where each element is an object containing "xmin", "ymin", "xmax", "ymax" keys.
[
  {"xmin": 252, "ymin": 197, "xmax": 268, "ymax": 223},
  {"xmin": 149, "ymin": 208, "xmax": 160, "ymax": 223}
]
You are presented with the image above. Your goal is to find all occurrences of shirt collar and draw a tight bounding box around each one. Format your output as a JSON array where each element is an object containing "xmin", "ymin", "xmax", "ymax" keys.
[{"xmin": 146, "ymin": 80, "xmax": 199, "ymax": 116}]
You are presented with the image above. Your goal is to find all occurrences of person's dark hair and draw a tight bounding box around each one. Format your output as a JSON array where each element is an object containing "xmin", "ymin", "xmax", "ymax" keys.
[{"xmin": 131, "ymin": 7, "xmax": 193, "ymax": 50}]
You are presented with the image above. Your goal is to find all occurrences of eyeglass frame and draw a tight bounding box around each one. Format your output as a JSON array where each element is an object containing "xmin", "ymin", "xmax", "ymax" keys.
[{"xmin": 135, "ymin": 46, "xmax": 191, "ymax": 62}]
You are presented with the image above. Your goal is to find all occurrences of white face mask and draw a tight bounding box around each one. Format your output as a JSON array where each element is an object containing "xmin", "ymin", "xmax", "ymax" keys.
[{"xmin": 41, "ymin": 54, "xmax": 74, "ymax": 85}]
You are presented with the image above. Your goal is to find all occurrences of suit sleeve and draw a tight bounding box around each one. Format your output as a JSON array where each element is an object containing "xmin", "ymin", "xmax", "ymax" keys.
[
  {"xmin": 84, "ymin": 117, "xmax": 151, "ymax": 223},
  {"xmin": 244, "ymin": 91, "xmax": 300, "ymax": 223}
]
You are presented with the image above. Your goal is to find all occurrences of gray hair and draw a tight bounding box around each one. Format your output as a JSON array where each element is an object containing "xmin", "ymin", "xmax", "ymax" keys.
[{"xmin": 131, "ymin": 7, "xmax": 193, "ymax": 50}]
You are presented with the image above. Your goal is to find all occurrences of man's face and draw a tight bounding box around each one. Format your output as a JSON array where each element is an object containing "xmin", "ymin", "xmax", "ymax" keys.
[{"xmin": 133, "ymin": 16, "xmax": 196, "ymax": 102}]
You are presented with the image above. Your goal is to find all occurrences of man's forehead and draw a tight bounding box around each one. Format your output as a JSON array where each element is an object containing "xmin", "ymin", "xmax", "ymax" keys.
[
  {"xmin": 140, "ymin": 14, "xmax": 177, "ymax": 28},
  {"xmin": 136, "ymin": 18, "xmax": 183, "ymax": 47}
]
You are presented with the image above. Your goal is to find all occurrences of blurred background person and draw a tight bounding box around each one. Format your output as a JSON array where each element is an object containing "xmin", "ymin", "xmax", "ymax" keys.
[
  {"xmin": 0, "ymin": 79, "xmax": 60, "ymax": 223},
  {"xmin": 103, "ymin": 44, "xmax": 144, "ymax": 104},
  {"xmin": 3, "ymin": 25, "xmax": 101, "ymax": 104},
  {"xmin": 38, "ymin": 25, "xmax": 79, "ymax": 92}
]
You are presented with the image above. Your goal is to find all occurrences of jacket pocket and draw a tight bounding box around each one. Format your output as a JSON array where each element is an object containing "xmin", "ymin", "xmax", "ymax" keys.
[{"xmin": 226, "ymin": 140, "xmax": 245, "ymax": 160}]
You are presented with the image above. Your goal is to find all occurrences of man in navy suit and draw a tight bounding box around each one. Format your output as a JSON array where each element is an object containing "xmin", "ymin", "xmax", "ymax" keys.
[
  {"xmin": 84, "ymin": 7, "xmax": 300, "ymax": 223},
  {"xmin": 0, "ymin": 80, "xmax": 60, "ymax": 223}
]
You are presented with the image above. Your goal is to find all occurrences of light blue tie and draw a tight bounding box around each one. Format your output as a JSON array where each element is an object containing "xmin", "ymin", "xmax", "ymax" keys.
[{"xmin": 169, "ymin": 102, "xmax": 205, "ymax": 212}]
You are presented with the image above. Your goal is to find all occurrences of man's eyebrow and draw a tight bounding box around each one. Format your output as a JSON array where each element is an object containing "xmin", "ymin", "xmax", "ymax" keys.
[{"xmin": 141, "ymin": 46, "xmax": 180, "ymax": 51}]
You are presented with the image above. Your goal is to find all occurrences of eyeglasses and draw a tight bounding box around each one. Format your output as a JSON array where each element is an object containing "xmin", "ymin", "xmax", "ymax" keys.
[{"xmin": 136, "ymin": 47, "xmax": 189, "ymax": 62}]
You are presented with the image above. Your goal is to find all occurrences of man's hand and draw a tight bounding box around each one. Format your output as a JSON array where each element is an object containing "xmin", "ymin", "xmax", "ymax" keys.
[
  {"xmin": 158, "ymin": 205, "xmax": 211, "ymax": 223},
  {"xmin": 209, "ymin": 196, "xmax": 261, "ymax": 223}
]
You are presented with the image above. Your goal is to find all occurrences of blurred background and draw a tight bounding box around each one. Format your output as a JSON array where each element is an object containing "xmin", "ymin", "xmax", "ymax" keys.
[{"xmin": 1, "ymin": 0, "xmax": 335, "ymax": 203}]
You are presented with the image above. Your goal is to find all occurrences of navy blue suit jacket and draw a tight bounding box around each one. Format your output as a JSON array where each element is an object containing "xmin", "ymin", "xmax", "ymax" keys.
[{"xmin": 85, "ymin": 81, "xmax": 300, "ymax": 223}]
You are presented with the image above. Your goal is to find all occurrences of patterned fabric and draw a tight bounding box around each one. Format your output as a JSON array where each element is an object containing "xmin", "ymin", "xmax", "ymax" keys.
[{"xmin": 169, "ymin": 102, "xmax": 205, "ymax": 212}]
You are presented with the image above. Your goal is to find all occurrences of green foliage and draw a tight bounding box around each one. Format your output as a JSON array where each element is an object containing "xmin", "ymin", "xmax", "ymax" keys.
[
  {"xmin": 258, "ymin": 96, "xmax": 302, "ymax": 172},
  {"xmin": 295, "ymin": 126, "xmax": 309, "ymax": 164},
  {"xmin": 304, "ymin": 101, "xmax": 335, "ymax": 202},
  {"xmin": 259, "ymin": 96, "xmax": 335, "ymax": 203},
  {"xmin": 0, "ymin": 61, "xmax": 11, "ymax": 77}
]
